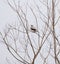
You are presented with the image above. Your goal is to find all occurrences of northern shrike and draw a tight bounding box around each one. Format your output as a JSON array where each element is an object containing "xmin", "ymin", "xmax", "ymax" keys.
[
  {"xmin": 30, "ymin": 25, "xmax": 40, "ymax": 37},
  {"xmin": 30, "ymin": 25, "xmax": 38, "ymax": 33}
]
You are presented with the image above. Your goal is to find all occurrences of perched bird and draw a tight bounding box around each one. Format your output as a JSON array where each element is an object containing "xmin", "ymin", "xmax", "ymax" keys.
[
  {"xmin": 30, "ymin": 25, "xmax": 37, "ymax": 33},
  {"xmin": 30, "ymin": 25, "xmax": 40, "ymax": 37}
]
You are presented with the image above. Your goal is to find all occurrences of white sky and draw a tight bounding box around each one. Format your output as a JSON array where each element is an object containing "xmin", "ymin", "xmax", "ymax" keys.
[
  {"xmin": 0, "ymin": 0, "xmax": 60, "ymax": 64},
  {"xmin": 0, "ymin": 0, "xmax": 17, "ymax": 31},
  {"xmin": 0, "ymin": 0, "xmax": 17, "ymax": 64}
]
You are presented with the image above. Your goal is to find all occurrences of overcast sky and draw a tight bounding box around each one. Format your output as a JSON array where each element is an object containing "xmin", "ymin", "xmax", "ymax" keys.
[
  {"xmin": 0, "ymin": 0, "xmax": 17, "ymax": 64},
  {"xmin": 0, "ymin": 0, "xmax": 60, "ymax": 64}
]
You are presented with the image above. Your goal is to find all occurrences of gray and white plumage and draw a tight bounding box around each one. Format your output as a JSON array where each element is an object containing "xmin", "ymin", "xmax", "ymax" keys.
[
  {"xmin": 30, "ymin": 25, "xmax": 38, "ymax": 33},
  {"xmin": 30, "ymin": 25, "xmax": 40, "ymax": 37}
]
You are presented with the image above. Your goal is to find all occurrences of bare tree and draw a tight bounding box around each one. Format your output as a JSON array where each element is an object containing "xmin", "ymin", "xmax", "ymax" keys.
[{"xmin": 0, "ymin": 0, "xmax": 60, "ymax": 64}]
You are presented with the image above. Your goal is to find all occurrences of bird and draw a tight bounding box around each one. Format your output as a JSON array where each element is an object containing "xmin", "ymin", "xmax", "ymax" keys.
[
  {"xmin": 30, "ymin": 25, "xmax": 38, "ymax": 33},
  {"xmin": 30, "ymin": 25, "xmax": 40, "ymax": 37}
]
